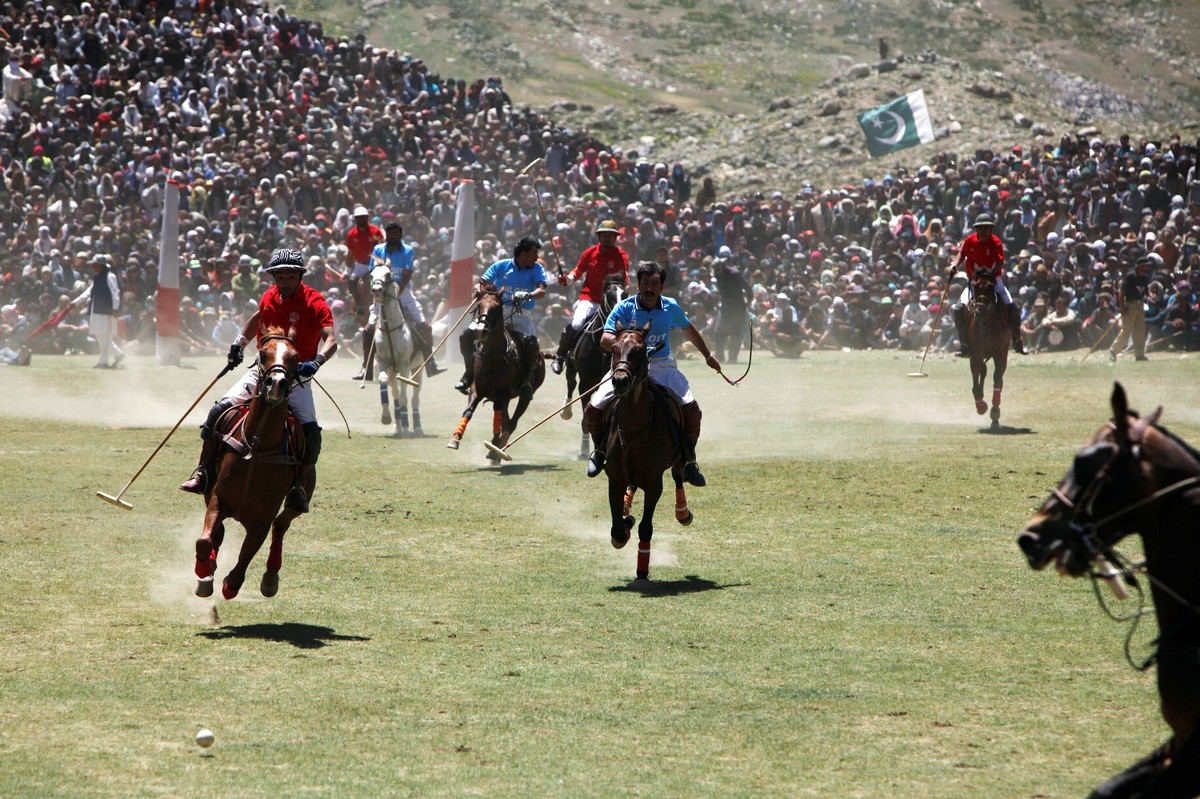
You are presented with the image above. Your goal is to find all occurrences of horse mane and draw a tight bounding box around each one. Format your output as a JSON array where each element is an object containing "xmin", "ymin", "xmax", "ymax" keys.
[{"xmin": 1149, "ymin": 420, "xmax": 1200, "ymax": 471}]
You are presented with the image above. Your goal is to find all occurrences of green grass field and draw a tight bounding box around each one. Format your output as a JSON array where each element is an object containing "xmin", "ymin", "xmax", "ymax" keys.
[{"xmin": 2, "ymin": 348, "xmax": 1196, "ymax": 798}]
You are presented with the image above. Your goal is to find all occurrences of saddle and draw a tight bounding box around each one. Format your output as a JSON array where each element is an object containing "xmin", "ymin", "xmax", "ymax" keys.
[
  {"xmin": 213, "ymin": 403, "xmax": 305, "ymax": 466},
  {"xmin": 603, "ymin": 381, "xmax": 685, "ymax": 456}
]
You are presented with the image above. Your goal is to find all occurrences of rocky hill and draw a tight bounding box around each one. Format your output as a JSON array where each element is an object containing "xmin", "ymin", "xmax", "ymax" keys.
[{"xmin": 291, "ymin": 0, "xmax": 1200, "ymax": 195}]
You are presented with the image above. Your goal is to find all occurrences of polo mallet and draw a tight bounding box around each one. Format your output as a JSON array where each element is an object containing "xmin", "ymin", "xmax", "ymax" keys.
[
  {"xmin": 405, "ymin": 298, "xmax": 480, "ymax": 384},
  {"xmin": 1081, "ymin": 318, "xmax": 1119, "ymax": 363},
  {"xmin": 483, "ymin": 374, "xmax": 611, "ymax": 461},
  {"xmin": 96, "ymin": 363, "xmax": 236, "ymax": 510},
  {"xmin": 520, "ymin": 158, "xmax": 565, "ymax": 278},
  {"xmin": 1147, "ymin": 327, "xmax": 1185, "ymax": 350},
  {"xmin": 908, "ymin": 298, "xmax": 949, "ymax": 378}
]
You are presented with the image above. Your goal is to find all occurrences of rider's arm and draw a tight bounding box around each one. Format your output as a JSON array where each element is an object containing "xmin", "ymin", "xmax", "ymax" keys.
[
  {"xmin": 395, "ymin": 269, "xmax": 413, "ymax": 296},
  {"xmin": 315, "ymin": 324, "xmax": 337, "ymax": 364},
  {"xmin": 236, "ymin": 310, "xmax": 262, "ymax": 345},
  {"xmin": 682, "ymin": 323, "xmax": 721, "ymax": 371},
  {"xmin": 528, "ymin": 282, "xmax": 548, "ymax": 300},
  {"xmin": 599, "ymin": 330, "xmax": 617, "ymax": 352}
]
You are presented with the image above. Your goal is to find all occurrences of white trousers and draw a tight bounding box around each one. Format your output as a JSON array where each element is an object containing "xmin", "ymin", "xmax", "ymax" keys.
[
  {"xmin": 588, "ymin": 356, "xmax": 694, "ymax": 409},
  {"xmin": 90, "ymin": 312, "xmax": 124, "ymax": 366},
  {"xmin": 571, "ymin": 299, "xmax": 601, "ymax": 328},
  {"xmin": 221, "ymin": 367, "xmax": 317, "ymax": 425}
]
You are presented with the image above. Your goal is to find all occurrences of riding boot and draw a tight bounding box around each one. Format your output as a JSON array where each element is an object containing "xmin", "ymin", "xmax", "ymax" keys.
[
  {"xmin": 519, "ymin": 335, "xmax": 539, "ymax": 401},
  {"xmin": 953, "ymin": 304, "xmax": 970, "ymax": 358},
  {"xmin": 353, "ymin": 324, "xmax": 375, "ymax": 380},
  {"xmin": 1008, "ymin": 303, "xmax": 1027, "ymax": 354},
  {"xmin": 179, "ymin": 436, "xmax": 219, "ymax": 494},
  {"xmin": 454, "ymin": 329, "xmax": 474, "ymax": 395},
  {"xmin": 680, "ymin": 401, "xmax": 706, "ymax": 487},
  {"xmin": 286, "ymin": 464, "xmax": 312, "ymax": 513},
  {"xmin": 552, "ymin": 323, "xmax": 576, "ymax": 375},
  {"xmin": 418, "ymin": 322, "xmax": 446, "ymax": 376},
  {"xmin": 585, "ymin": 403, "xmax": 607, "ymax": 477}
]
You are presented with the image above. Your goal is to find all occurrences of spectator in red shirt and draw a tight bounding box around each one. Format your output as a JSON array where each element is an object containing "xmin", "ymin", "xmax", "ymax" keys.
[{"xmin": 950, "ymin": 214, "xmax": 1027, "ymax": 356}]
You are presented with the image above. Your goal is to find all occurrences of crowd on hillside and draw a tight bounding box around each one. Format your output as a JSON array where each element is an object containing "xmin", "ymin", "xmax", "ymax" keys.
[{"xmin": 2, "ymin": 0, "xmax": 1200, "ymax": 366}]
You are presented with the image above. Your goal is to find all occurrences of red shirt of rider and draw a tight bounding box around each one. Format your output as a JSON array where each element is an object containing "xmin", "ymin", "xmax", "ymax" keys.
[
  {"xmin": 957, "ymin": 231, "xmax": 1006, "ymax": 279},
  {"xmin": 346, "ymin": 224, "xmax": 383, "ymax": 264},
  {"xmin": 257, "ymin": 282, "xmax": 333, "ymax": 360},
  {"xmin": 571, "ymin": 243, "xmax": 629, "ymax": 303}
]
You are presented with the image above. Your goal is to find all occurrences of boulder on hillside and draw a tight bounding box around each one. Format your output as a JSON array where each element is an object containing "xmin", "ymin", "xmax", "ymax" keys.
[
  {"xmin": 1012, "ymin": 113, "xmax": 1033, "ymax": 128},
  {"xmin": 818, "ymin": 100, "xmax": 843, "ymax": 117},
  {"xmin": 848, "ymin": 63, "xmax": 871, "ymax": 79},
  {"xmin": 649, "ymin": 105, "xmax": 678, "ymax": 115},
  {"xmin": 1031, "ymin": 123, "xmax": 1055, "ymax": 136},
  {"xmin": 768, "ymin": 97, "xmax": 795, "ymax": 112},
  {"xmin": 877, "ymin": 59, "xmax": 898, "ymax": 73}
]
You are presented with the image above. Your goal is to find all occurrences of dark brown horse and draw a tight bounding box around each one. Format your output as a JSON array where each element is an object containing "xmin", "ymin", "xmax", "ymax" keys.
[
  {"xmin": 967, "ymin": 268, "xmax": 1011, "ymax": 426},
  {"xmin": 194, "ymin": 329, "xmax": 311, "ymax": 600},
  {"xmin": 561, "ymin": 277, "xmax": 627, "ymax": 458},
  {"xmin": 447, "ymin": 290, "xmax": 545, "ymax": 460},
  {"xmin": 1018, "ymin": 382, "xmax": 1200, "ymax": 798},
  {"xmin": 603, "ymin": 327, "xmax": 695, "ymax": 580}
]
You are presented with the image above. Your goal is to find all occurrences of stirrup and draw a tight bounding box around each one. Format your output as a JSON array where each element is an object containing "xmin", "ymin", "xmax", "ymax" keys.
[
  {"xmin": 586, "ymin": 450, "xmax": 605, "ymax": 478},
  {"xmin": 683, "ymin": 461, "xmax": 707, "ymax": 487},
  {"xmin": 179, "ymin": 467, "xmax": 208, "ymax": 494}
]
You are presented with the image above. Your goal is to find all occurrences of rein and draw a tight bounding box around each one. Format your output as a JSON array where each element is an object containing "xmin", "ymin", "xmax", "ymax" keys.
[
  {"xmin": 719, "ymin": 317, "xmax": 754, "ymax": 386},
  {"xmin": 1053, "ymin": 423, "xmax": 1200, "ymax": 670}
]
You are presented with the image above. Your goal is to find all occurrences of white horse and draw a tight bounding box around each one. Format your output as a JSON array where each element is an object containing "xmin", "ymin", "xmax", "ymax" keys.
[{"xmin": 369, "ymin": 264, "xmax": 423, "ymax": 434}]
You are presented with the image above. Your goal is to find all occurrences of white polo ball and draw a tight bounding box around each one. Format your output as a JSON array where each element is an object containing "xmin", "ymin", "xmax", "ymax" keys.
[{"xmin": 196, "ymin": 728, "xmax": 215, "ymax": 748}]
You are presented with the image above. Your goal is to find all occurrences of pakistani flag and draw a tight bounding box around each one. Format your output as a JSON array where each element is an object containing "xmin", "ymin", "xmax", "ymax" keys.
[{"xmin": 857, "ymin": 90, "xmax": 935, "ymax": 157}]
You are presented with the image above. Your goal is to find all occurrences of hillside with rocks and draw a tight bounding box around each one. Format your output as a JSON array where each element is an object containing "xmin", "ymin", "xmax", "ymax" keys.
[{"xmin": 290, "ymin": 0, "xmax": 1200, "ymax": 194}]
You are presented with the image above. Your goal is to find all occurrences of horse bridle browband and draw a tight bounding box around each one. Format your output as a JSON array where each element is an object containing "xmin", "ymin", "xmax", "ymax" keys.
[{"xmin": 254, "ymin": 334, "xmax": 299, "ymax": 397}]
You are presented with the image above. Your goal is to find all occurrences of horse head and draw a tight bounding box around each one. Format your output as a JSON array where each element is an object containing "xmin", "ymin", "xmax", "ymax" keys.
[
  {"xmin": 255, "ymin": 327, "xmax": 299, "ymax": 407},
  {"xmin": 370, "ymin": 264, "xmax": 394, "ymax": 298},
  {"xmin": 970, "ymin": 268, "xmax": 998, "ymax": 306},
  {"xmin": 610, "ymin": 324, "xmax": 651, "ymax": 398},
  {"xmin": 1017, "ymin": 382, "xmax": 1198, "ymax": 578},
  {"xmin": 602, "ymin": 276, "xmax": 628, "ymax": 316}
]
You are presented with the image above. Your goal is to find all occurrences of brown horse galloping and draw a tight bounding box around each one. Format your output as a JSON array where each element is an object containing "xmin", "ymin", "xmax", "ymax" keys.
[
  {"xmin": 194, "ymin": 329, "xmax": 311, "ymax": 600},
  {"xmin": 603, "ymin": 327, "xmax": 695, "ymax": 581},
  {"xmin": 967, "ymin": 268, "xmax": 1011, "ymax": 427},
  {"xmin": 447, "ymin": 291, "xmax": 545, "ymax": 459},
  {"xmin": 1018, "ymin": 383, "xmax": 1200, "ymax": 799}
]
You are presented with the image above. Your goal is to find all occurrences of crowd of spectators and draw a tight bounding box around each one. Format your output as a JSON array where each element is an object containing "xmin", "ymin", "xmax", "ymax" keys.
[{"xmin": 2, "ymin": 0, "xmax": 1200, "ymax": 366}]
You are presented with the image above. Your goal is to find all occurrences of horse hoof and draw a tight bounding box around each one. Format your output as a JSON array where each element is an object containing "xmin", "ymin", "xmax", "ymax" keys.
[
  {"xmin": 195, "ymin": 577, "xmax": 214, "ymax": 598},
  {"xmin": 634, "ymin": 572, "xmax": 649, "ymax": 582},
  {"xmin": 989, "ymin": 407, "xmax": 1001, "ymax": 421},
  {"xmin": 975, "ymin": 401, "xmax": 987, "ymax": 415},
  {"xmin": 611, "ymin": 530, "xmax": 630, "ymax": 549},
  {"xmin": 381, "ymin": 413, "xmax": 391, "ymax": 425},
  {"xmin": 446, "ymin": 439, "xmax": 460, "ymax": 450},
  {"xmin": 261, "ymin": 570, "xmax": 279, "ymax": 598},
  {"xmin": 561, "ymin": 403, "xmax": 573, "ymax": 420},
  {"xmin": 221, "ymin": 580, "xmax": 240, "ymax": 600},
  {"xmin": 676, "ymin": 511, "xmax": 694, "ymax": 527}
]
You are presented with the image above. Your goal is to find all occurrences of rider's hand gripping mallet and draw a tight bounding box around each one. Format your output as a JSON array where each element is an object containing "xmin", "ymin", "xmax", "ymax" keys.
[
  {"xmin": 483, "ymin": 375, "xmax": 611, "ymax": 461},
  {"xmin": 96, "ymin": 363, "xmax": 236, "ymax": 510},
  {"xmin": 404, "ymin": 297, "xmax": 479, "ymax": 384}
]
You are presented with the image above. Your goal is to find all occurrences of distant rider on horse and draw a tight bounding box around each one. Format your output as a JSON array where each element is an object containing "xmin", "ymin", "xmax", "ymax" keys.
[
  {"xmin": 371, "ymin": 221, "xmax": 446, "ymax": 378},
  {"xmin": 584, "ymin": 260, "xmax": 722, "ymax": 487},
  {"xmin": 950, "ymin": 214, "xmax": 1027, "ymax": 357},
  {"xmin": 454, "ymin": 235, "xmax": 548, "ymax": 400},
  {"xmin": 551, "ymin": 218, "xmax": 629, "ymax": 376},
  {"xmin": 179, "ymin": 248, "xmax": 337, "ymax": 513}
]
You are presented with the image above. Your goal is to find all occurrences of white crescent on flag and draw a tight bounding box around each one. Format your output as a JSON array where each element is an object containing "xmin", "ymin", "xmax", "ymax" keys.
[{"xmin": 875, "ymin": 111, "xmax": 907, "ymax": 145}]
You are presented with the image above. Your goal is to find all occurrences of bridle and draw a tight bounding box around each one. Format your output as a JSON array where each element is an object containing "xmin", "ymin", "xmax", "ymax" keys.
[
  {"xmin": 610, "ymin": 329, "xmax": 650, "ymax": 397},
  {"xmin": 1048, "ymin": 421, "xmax": 1200, "ymax": 669},
  {"xmin": 253, "ymin": 333, "xmax": 298, "ymax": 402}
]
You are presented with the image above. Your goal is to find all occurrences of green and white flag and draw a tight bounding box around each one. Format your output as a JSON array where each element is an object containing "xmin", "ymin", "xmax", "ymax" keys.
[{"xmin": 857, "ymin": 90, "xmax": 935, "ymax": 157}]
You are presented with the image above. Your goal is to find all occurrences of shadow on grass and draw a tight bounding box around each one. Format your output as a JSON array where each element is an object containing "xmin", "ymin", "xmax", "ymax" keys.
[
  {"xmin": 608, "ymin": 574, "xmax": 748, "ymax": 597},
  {"xmin": 977, "ymin": 425, "xmax": 1035, "ymax": 435},
  {"xmin": 197, "ymin": 622, "xmax": 372, "ymax": 649}
]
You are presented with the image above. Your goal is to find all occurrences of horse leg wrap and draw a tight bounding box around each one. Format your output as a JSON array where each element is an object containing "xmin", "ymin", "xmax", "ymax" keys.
[
  {"xmin": 412, "ymin": 409, "xmax": 422, "ymax": 432},
  {"xmin": 400, "ymin": 408, "xmax": 409, "ymax": 431},
  {"xmin": 636, "ymin": 542, "xmax": 651, "ymax": 579},
  {"xmin": 492, "ymin": 409, "xmax": 503, "ymax": 436},
  {"xmin": 674, "ymin": 487, "xmax": 692, "ymax": 524},
  {"xmin": 267, "ymin": 533, "xmax": 284, "ymax": 572}
]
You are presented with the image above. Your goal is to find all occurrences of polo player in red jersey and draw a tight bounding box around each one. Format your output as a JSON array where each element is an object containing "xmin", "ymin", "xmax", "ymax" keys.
[
  {"xmin": 180, "ymin": 249, "xmax": 337, "ymax": 513},
  {"xmin": 951, "ymin": 214, "xmax": 1027, "ymax": 357}
]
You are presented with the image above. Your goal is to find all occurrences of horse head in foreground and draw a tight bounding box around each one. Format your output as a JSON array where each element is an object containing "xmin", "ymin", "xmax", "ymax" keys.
[{"xmin": 1017, "ymin": 382, "xmax": 1200, "ymax": 798}]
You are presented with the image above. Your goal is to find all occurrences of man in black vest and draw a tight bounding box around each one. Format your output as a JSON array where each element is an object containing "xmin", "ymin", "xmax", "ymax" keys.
[{"xmin": 71, "ymin": 254, "xmax": 124, "ymax": 368}]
